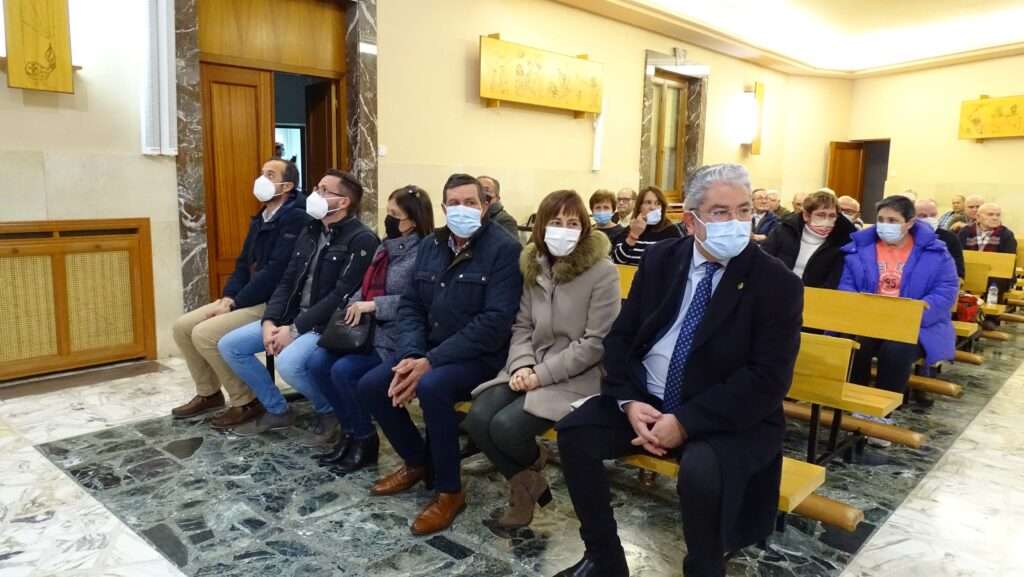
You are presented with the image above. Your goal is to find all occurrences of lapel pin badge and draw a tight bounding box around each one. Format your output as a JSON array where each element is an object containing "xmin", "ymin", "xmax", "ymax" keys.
[{"xmin": 737, "ymin": 282, "xmax": 744, "ymax": 290}]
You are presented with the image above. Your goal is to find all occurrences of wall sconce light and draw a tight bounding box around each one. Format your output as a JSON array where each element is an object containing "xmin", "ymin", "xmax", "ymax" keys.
[{"xmin": 740, "ymin": 82, "xmax": 764, "ymax": 155}]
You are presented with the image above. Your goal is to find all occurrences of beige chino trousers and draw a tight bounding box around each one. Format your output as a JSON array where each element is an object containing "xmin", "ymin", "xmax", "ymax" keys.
[{"xmin": 171, "ymin": 302, "xmax": 264, "ymax": 407}]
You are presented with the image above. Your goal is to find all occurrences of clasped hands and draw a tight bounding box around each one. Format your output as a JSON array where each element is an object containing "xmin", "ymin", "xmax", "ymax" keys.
[
  {"xmin": 509, "ymin": 367, "xmax": 540, "ymax": 392},
  {"xmin": 388, "ymin": 357, "xmax": 431, "ymax": 407},
  {"xmin": 625, "ymin": 401, "xmax": 687, "ymax": 457},
  {"xmin": 261, "ymin": 321, "xmax": 295, "ymax": 356}
]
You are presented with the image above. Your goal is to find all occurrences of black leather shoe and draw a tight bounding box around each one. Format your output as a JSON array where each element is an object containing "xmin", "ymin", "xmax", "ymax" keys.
[
  {"xmin": 334, "ymin": 433, "xmax": 379, "ymax": 473},
  {"xmin": 552, "ymin": 556, "xmax": 628, "ymax": 577},
  {"xmin": 315, "ymin": 433, "xmax": 353, "ymax": 466}
]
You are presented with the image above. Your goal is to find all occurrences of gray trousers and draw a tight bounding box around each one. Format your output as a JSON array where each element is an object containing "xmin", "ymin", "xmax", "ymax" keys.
[{"xmin": 462, "ymin": 385, "xmax": 553, "ymax": 479}]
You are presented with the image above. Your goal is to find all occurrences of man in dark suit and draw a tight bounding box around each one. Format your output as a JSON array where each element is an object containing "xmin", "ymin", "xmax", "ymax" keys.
[
  {"xmin": 552, "ymin": 164, "xmax": 803, "ymax": 577},
  {"xmin": 750, "ymin": 188, "xmax": 779, "ymax": 242}
]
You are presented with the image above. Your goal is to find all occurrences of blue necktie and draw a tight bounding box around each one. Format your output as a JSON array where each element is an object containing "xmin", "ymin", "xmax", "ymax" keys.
[{"xmin": 662, "ymin": 261, "xmax": 721, "ymax": 412}]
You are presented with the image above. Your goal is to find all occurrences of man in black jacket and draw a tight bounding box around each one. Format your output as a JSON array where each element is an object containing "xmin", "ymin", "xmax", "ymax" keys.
[
  {"xmin": 916, "ymin": 199, "xmax": 965, "ymax": 278},
  {"xmin": 553, "ymin": 164, "xmax": 803, "ymax": 577},
  {"xmin": 219, "ymin": 169, "xmax": 379, "ymax": 443},
  {"xmin": 478, "ymin": 175, "xmax": 520, "ymax": 240},
  {"xmin": 171, "ymin": 159, "xmax": 310, "ymax": 429},
  {"xmin": 761, "ymin": 189, "xmax": 857, "ymax": 289}
]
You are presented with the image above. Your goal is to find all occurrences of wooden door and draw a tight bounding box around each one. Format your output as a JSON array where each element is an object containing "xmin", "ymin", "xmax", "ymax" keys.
[
  {"xmin": 201, "ymin": 63, "xmax": 274, "ymax": 299},
  {"xmin": 826, "ymin": 141, "xmax": 865, "ymax": 202},
  {"xmin": 305, "ymin": 80, "xmax": 333, "ymax": 192}
]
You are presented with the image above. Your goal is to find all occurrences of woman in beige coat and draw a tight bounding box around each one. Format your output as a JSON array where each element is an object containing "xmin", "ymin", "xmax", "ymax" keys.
[{"xmin": 463, "ymin": 190, "xmax": 621, "ymax": 529}]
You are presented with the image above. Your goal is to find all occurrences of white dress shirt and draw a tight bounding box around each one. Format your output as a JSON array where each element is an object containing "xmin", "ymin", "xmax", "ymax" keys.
[{"xmin": 630, "ymin": 244, "xmax": 729, "ymax": 406}]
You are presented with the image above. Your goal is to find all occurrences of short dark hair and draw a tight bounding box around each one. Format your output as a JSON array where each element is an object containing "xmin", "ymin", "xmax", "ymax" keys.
[
  {"xmin": 531, "ymin": 190, "xmax": 591, "ymax": 258},
  {"xmin": 280, "ymin": 160, "xmax": 299, "ymax": 194},
  {"xmin": 442, "ymin": 173, "xmax": 484, "ymax": 203},
  {"xmin": 589, "ymin": 189, "xmax": 616, "ymax": 210},
  {"xmin": 389, "ymin": 185, "xmax": 435, "ymax": 237},
  {"xmin": 876, "ymin": 195, "xmax": 915, "ymax": 221},
  {"xmin": 324, "ymin": 169, "xmax": 364, "ymax": 215},
  {"xmin": 478, "ymin": 175, "xmax": 500, "ymax": 196}
]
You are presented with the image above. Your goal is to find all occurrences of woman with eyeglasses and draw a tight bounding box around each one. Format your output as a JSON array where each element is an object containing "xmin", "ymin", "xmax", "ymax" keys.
[{"xmin": 761, "ymin": 189, "xmax": 857, "ymax": 289}]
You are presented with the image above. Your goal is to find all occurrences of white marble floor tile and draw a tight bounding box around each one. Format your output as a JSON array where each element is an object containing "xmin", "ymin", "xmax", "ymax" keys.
[
  {"xmin": 842, "ymin": 361, "xmax": 1024, "ymax": 577},
  {"xmin": 0, "ymin": 359, "xmax": 195, "ymax": 445}
]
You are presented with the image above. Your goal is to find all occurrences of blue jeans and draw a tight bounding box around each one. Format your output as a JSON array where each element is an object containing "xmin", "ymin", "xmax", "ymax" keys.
[
  {"xmin": 306, "ymin": 346, "xmax": 382, "ymax": 438},
  {"xmin": 218, "ymin": 321, "xmax": 332, "ymax": 415},
  {"xmin": 357, "ymin": 359, "xmax": 497, "ymax": 493}
]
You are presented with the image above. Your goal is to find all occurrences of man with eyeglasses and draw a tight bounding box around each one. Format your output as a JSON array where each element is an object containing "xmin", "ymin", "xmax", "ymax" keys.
[
  {"xmin": 612, "ymin": 187, "xmax": 636, "ymax": 224},
  {"xmin": 219, "ymin": 169, "xmax": 379, "ymax": 443},
  {"xmin": 552, "ymin": 164, "xmax": 803, "ymax": 577}
]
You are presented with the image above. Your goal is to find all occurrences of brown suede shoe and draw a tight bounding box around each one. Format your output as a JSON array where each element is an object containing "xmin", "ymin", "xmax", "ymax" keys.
[
  {"xmin": 171, "ymin": 392, "xmax": 225, "ymax": 419},
  {"xmin": 370, "ymin": 465, "xmax": 426, "ymax": 496},
  {"xmin": 209, "ymin": 399, "xmax": 265, "ymax": 429},
  {"xmin": 411, "ymin": 491, "xmax": 466, "ymax": 535}
]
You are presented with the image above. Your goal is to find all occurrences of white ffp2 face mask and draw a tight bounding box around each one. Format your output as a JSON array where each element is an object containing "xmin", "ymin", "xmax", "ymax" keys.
[
  {"xmin": 306, "ymin": 192, "xmax": 341, "ymax": 220},
  {"xmin": 253, "ymin": 175, "xmax": 281, "ymax": 203},
  {"xmin": 544, "ymin": 226, "xmax": 582, "ymax": 257}
]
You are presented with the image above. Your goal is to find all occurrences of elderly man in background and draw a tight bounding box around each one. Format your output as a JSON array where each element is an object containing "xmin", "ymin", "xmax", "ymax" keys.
[
  {"xmin": 613, "ymin": 187, "xmax": 637, "ymax": 224},
  {"xmin": 766, "ymin": 189, "xmax": 788, "ymax": 219},
  {"xmin": 791, "ymin": 191, "xmax": 807, "ymax": 214},
  {"xmin": 938, "ymin": 194, "xmax": 967, "ymax": 231},
  {"xmin": 478, "ymin": 175, "xmax": 520, "ymax": 239},
  {"xmin": 751, "ymin": 188, "xmax": 779, "ymax": 242},
  {"xmin": 916, "ymin": 199, "xmax": 964, "ymax": 278},
  {"xmin": 958, "ymin": 202, "xmax": 1017, "ymax": 300},
  {"xmin": 837, "ymin": 195, "xmax": 865, "ymax": 230},
  {"xmin": 951, "ymin": 195, "xmax": 984, "ymax": 232}
]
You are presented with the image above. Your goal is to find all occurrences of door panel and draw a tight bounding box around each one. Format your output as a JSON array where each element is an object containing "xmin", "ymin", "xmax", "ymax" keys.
[
  {"xmin": 305, "ymin": 80, "xmax": 332, "ymax": 191},
  {"xmin": 826, "ymin": 141, "xmax": 865, "ymax": 202},
  {"xmin": 201, "ymin": 63, "xmax": 274, "ymax": 299}
]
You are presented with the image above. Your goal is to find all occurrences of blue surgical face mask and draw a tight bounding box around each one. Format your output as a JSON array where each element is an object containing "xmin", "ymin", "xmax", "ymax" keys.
[
  {"xmin": 593, "ymin": 211, "xmax": 613, "ymax": 225},
  {"xmin": 693, "ymin": 213, "xmax": 751, "ymax": 260},
  {"xmin": 446, "ymin": 204, "xmax": 482, "ymax": 238},
  {"xmin": 645, "ymin": 208, "xmax": 663, "ymax": 225},
  {"xmin": 875, "ymin": 222, "xmax": 906, "ymax": 244}
]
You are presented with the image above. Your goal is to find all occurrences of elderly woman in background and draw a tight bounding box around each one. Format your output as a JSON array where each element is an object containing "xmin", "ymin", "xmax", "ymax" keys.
[{"xmin": 762, "ymin": 189, "xmax": 856, "ymax": 289}]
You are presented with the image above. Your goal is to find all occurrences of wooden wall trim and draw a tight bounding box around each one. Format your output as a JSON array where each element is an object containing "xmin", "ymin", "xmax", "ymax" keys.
[{"xmin": 199, "ymin": 52, "xmax": 344, "ymax": 80}]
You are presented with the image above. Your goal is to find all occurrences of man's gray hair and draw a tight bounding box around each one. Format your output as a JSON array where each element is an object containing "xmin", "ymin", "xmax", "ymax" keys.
[{"xmin": 683, "ymin": 164, "xmax": 751, "ymax": 211}]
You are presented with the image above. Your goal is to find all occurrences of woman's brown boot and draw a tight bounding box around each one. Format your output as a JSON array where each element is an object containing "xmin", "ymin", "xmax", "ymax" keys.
[{"xmin": 496, "ymin": 446, "xmax": 552, "ymax": 528}]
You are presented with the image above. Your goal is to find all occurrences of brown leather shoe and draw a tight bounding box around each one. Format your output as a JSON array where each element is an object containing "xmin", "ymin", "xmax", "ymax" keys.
[
  {"xmin": 209, "ymin": 399, "xmax": 265, "ymax": 429},
  {"xmin": 171, "ymin": 392, "xmax": 225, "ymax": 419},
  {"xmin": 411, "ymin": 491, "xmax": 466, "ymax": 535},
  {"xmin": 370, "ymin": 465, "xmax": 426, "ymax": 496}
]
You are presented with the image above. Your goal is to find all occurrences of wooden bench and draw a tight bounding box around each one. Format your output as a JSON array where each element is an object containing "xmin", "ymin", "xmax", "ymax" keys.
[
  {"xmin": 963, "ymin": 256, "xmax": 1024, "ymax": 323},
  {"xmin": 615, "ymin": 264, "xmax": 636, "ymax": 298},
  {"xmin": 452, "ymin": 403, "xmax": 858, "ymax": 532},
  {"xmin": 803, "ymin": 287, "xmax": 963, "ymax": 398}
]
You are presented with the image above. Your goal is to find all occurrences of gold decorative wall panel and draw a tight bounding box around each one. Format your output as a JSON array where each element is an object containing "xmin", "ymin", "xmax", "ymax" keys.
[
  {"xmin": 0, "ymin": 256, "xmax": 58, "ymax": 363},
  {"xmin": 959, "ymin": 95, "xmax": 1024, "ymax": 140},
  {"xmin": 3, "ymin": 0, "xmax": 74, "ymax": 93},
  {"xmin": 65, "ymin": 251, "xmax": 135, "ymax": 352},
  {"xmin": 479, "ymin": 36, "xmax": 603, "ymax": 114}
]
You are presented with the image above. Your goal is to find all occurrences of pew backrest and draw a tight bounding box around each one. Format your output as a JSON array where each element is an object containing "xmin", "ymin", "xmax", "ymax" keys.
[
  {"xmin": 616, "ymin": 263, "xmax": 637, "ymax": 298},
  {"xmin": 803, "ymin": 287, "xmax": 924, "ymax": 344},
  {"xmin": 963, "ymin": 250, "xmax": 1015, "ymax": 279},
  {"xmin": 963, "ymin": 262, "xmax": 992, "ymax": 296}
]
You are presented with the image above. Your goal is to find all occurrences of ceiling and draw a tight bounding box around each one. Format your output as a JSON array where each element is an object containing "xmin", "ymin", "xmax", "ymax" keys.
[{"xmin": 637, "ymin": 0, "xmax": 1024, "ymax": 72}]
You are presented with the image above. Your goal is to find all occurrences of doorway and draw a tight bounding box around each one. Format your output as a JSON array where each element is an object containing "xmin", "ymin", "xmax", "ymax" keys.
[{"xmin": 826, "ymin": 139, "xmax": 890, "ymax": 222}]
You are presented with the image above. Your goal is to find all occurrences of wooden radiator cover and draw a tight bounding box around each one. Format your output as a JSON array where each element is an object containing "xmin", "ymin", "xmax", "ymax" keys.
[{"xmin": 0, "ymin": 219, "xmax": 157, "ymax": 381}]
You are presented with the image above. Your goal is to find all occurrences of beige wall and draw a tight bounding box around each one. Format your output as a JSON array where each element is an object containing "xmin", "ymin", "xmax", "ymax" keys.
[
  {"xmin": 849, "ymin": 54, "xmax": 1024, "ymax": 231},
  {"xmin": 0, "ymin": 0, "xmax": 182, "ymax": 356},
  {"xmin": 376, "ymin": 0, "xmax": 853, "ymax": 228}
]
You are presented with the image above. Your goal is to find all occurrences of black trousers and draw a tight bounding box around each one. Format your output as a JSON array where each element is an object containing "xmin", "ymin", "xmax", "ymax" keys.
[
  {"xmin": 558, "ymin": 399, "xmax": 725, "ymax": 577},
  {"xmin": 462, "ymin": 385, "xmax": 553, "ymax": 479},
  {"xmin": 850, "ymin": 337, "xmax": 921, "ymax": 395}
]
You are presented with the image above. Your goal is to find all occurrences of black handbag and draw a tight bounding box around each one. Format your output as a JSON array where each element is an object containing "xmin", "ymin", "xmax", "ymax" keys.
[{"xmin": 318, "ymin": 307, "xmax": 375, "ymax": 354}]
